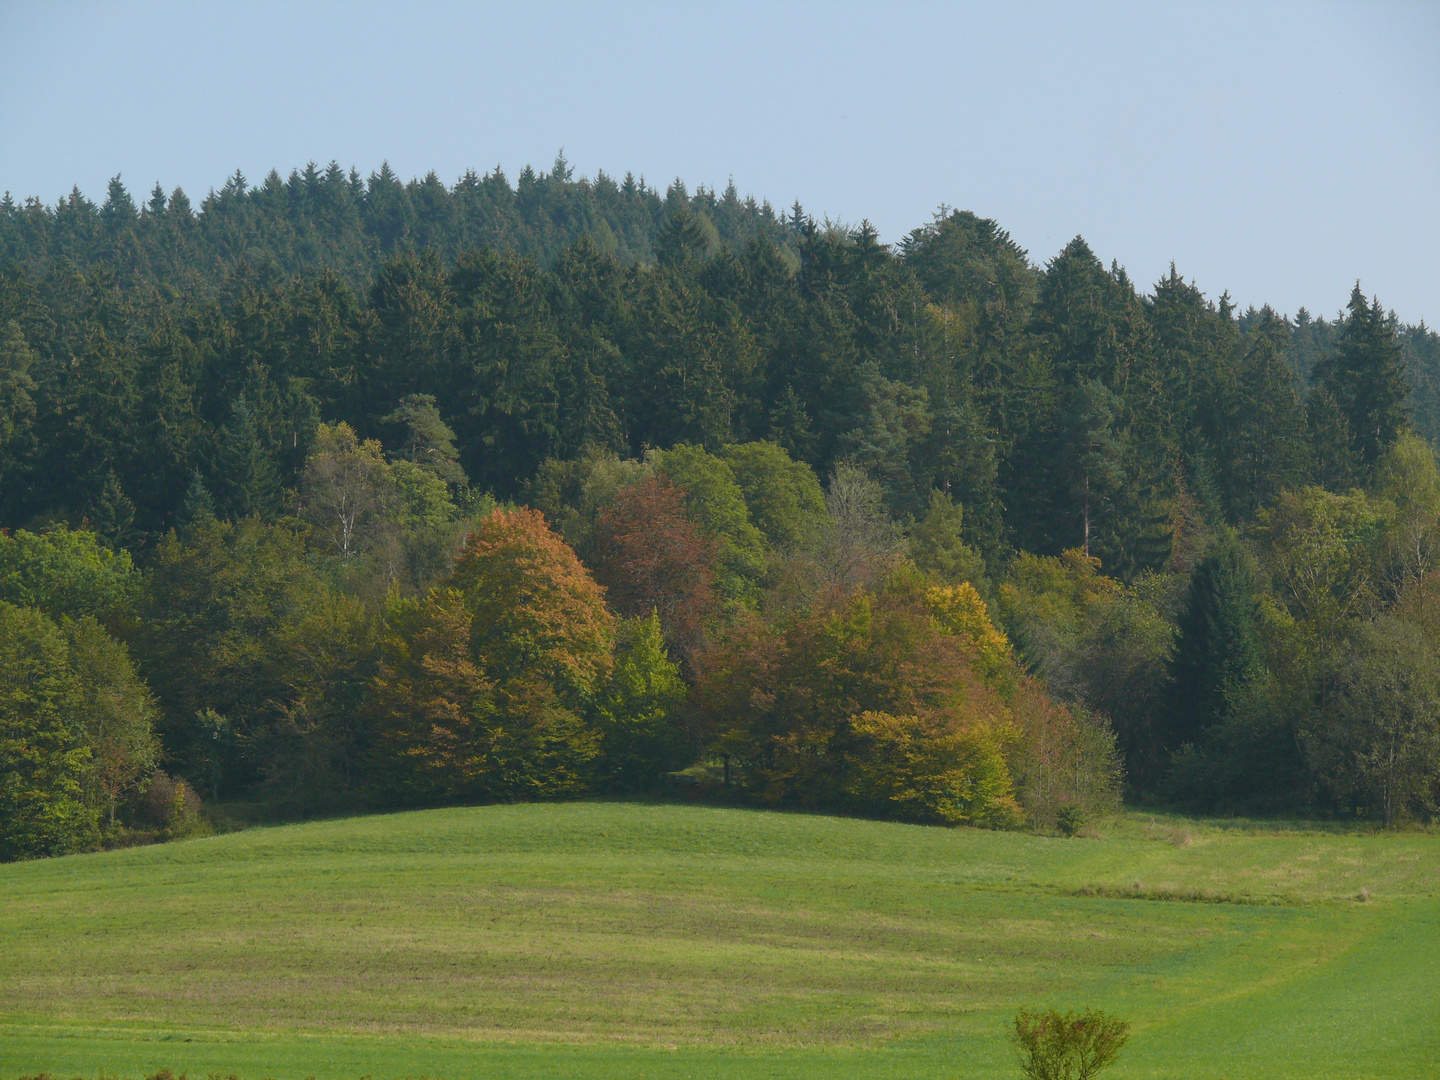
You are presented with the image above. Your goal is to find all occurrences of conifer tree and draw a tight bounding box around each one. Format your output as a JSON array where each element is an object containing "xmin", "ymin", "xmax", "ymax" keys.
[
  {"xmin": 90, "ymin": 471, "xmax": 140, "ymax": 552},
  {"xmin": 1166, "ymin": 538, "xmax": 1262, "ymax": 749},
  {"xmin": 177, "ymin": 469, "xmax": 217, "ymax": 533},
  {"xmin": 1059, "ymin": 379, "xmax": 1127, "ymax": 558},
  {"xmin": 1306, "ymin": 384, "xmax": 1358, "ymax": 490},
  {"xmin": 381, "ymin": 393, "xmax": 466, "ymax": 486},
  {"xmin": 217, "ymin": 394, "xmax": 282, "ymax": 520},
  {"xmin": 1228, "ymin": 310, "xmax": 1309, "ymax": 516},
  {"xmin": 1315, "ymin": 286, "xmax": 1408, "ymax": 472},
  {"xmin": 0, "ymin": 321, "xmax": 36, "ymax": 499}
]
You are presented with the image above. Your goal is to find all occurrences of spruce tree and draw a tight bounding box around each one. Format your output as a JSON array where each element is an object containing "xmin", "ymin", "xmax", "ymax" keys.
[
  {"xmin": 1166, "ymin": 538, "xmax": 1262, "ymax": 749},
  {"xmin": 90, "ymin": 471, "xmax": 141, "ymax": 552},
  {"xmin": 1058, "ymin": 379, "xmax": 1127, "ymax": 558},
  {"xmin": 0, "ymin": 321, "xmax": 37, "ymax": 500},
  {"xmin": 217, "ymin": 395, "xmax": 282, "ymax": 520},
  {"xmin": 1306, "ymin": 384, "xmax": 1358, "ymax": 490},
  {"xmin": 177, "ymin": 468, "xmax": 217, "ymax": 532},
  {"xmin": 1229, "ymin": 309, "xmax": 1309, "ymax": 516},
  {"xmin": 1314, "ymin": 286, "xmax": 1408, "ymax": 472}
]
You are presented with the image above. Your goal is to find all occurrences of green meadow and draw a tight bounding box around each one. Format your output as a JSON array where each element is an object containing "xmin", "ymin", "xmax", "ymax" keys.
[{"xmin": 1, "ymin": 803, "xmax": 1436, "ymax": 1080}]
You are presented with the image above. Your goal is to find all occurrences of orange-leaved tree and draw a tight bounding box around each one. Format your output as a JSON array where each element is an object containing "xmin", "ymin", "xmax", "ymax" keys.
[
  {"xmin": 366, "ymin": 507, "xmax": 613, "ymax": 803},
  {"xmin": 450, "ymin": 507, "xmax": 615, "ymax": 706}
]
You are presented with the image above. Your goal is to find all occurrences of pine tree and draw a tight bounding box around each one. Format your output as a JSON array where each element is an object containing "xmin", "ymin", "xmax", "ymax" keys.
[
  {"xmin": 1314, "ymin": 286, "xmax": 1408, "ymax": 472},
  {"xmin": 381, "ymin": 393, "xmax": 466, "ymax": 486}
]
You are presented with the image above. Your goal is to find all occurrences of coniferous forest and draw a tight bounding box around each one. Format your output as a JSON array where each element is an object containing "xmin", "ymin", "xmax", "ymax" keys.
[{"xmin": 3, "ymin": 157, "xmax": 1440, "ymax": 859}]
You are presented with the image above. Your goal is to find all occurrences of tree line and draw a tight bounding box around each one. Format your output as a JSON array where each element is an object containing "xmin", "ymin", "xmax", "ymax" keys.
[{"xmin": 2, "ymin": 161, "xmax": 1438, "ymax": 859}]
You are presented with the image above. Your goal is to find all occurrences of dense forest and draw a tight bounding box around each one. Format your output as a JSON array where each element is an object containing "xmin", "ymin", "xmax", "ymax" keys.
[{"xmin": 3, "ymin": 158, "xmax": 1439, "ymax": 859}]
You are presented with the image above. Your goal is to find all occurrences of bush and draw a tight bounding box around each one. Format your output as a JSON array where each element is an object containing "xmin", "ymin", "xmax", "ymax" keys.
[
  {"xmin": 135, "ymin": 771, "xmax": 211, "ymax": 840},
  {"xmin": 1010, "ymin": 1007, "xmax": 1129, "ymax": 1080},
  {"xmin": 1055, "ymin": 803, "xmax": 1085, "ymax": 837}
]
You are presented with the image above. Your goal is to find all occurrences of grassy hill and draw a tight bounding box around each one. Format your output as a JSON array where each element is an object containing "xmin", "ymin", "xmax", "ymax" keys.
[{"xmin": 1, "ymin": 803, "xmax": 1436, "ymax": 1080}]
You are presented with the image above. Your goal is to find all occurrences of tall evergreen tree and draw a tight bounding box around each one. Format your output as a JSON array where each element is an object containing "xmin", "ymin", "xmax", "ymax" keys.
[
  {"xmin": 1227, "ymin": 309, "xmax": 1309, "ymax": 517},
  {"xmin": 216, "ymin": 394, "xmax": 282, "ymax": 520},
  {"xmin": 177, "ymin": 468, "xmax": 217, "ymax": 533},
  {"xmin": 1314, "ymin": 286, "xmax": 1408, "ymax": 472},
  {"xmin": 381, "ymin": 393, "xmax": 466, "ymax": 486},
  {"xmin": 1165, "ymin": 538, "xmax": 1262, "ymax": 749},
  {"xmin": 90, "ymin": 470, "xmax": 141, "ymax": 552},
  {"xmin": 1306, "ymin": 384, "xmax": 1358, "ymax": 490},
  {"xmin": 1058, "ymin": 378, "xmax": 1127, "ymax": 558}
]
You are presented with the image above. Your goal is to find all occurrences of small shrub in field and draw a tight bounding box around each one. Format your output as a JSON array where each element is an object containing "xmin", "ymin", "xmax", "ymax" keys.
[
  {"xmin": 1055, "ymin": 803, "xmax": 1085, "ymax": 836},
  {"xmin": 138, "ymin": 771, "xmax": 211, "ymax": 839},
  {"xmin": 1010, "ymin": 1007, "xmax": 1129, "ymax": 1080}
]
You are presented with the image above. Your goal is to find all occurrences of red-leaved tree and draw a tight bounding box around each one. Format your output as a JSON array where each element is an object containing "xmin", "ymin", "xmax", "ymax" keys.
[{"xmin": 589, "ymin": 475, "xmax": 716, "ymax": 662}]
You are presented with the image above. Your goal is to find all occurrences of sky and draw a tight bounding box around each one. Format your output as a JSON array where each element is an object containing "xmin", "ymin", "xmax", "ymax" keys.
[{"xmin": 1, "ymin": 1, "xmax": 1436, "ymax": 325}]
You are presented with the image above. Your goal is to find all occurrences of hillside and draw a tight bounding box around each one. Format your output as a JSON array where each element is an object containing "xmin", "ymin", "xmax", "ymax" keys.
[{"xmin": 2, "ymin": 803, "xmax": 1437, "ymax": 1079}]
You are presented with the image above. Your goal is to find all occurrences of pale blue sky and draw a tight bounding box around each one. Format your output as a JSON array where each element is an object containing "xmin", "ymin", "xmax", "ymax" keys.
[{"xmin": 1, "ymin": 1, "xmax": 1436, "ymax": 324}]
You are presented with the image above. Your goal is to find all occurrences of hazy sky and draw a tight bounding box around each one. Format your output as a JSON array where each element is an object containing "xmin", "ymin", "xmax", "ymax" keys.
[{"xmin": 1, "ymin": 1, "xmax": 1436, "ymax": 324}]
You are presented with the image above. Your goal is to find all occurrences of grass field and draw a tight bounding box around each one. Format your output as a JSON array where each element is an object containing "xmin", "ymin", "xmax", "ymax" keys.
[{"xmin": 1, "ymin": 802, "xmax": 1437, "ymax": 1080}]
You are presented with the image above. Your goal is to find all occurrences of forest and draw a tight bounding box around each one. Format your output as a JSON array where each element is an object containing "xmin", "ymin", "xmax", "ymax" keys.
[{"xmin": 2, "ymin": 156, "xmax": 1439, "ymax": 859}]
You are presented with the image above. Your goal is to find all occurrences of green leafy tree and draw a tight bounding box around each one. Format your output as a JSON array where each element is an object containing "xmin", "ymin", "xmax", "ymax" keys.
[
  {"xmin": 592, "ymin": 613, "xmax": 690, "ymax": 791},
  {"xmin": 655, "ymin": 444, "xmax": 769, "ymax": 610},
  {"xmin": 998, "ymin": 550, "xmax": 1174, "ymax": 787},
  {"xmin": 138, "ymin": 516, "xmax": 347, "ymax": 794},
  {"xmin": 718, "ymin": 440, "xmax": 827, "ymax": 553},
  {"xmin": 0, "ymin": 601, "xmax": 96, "ymax": 860},
  {"xmin": 62, "ymin": 615, "xmax": 160, "ymax": 824},
  {"xmin": 1319, "ymin": 616, "xmax": 1440, "ymax": 824},
  {"xmin": 1374, "ymin": 431, "xmax": 1440, "ymax": 588},
  {"xmin": 909, "ymin": 489, "xmax": 989, "ymax": 593},
  {"xmin": 299, "ymin": 421, "xmax": 395, "ymax": 559},
  {"xmin": 0, "ymin": 526, "xmax": 141, "ymax": 630},
  {"xmin": 1254, "ymin": 486, "xmax": 1386, "ymax": 709}
]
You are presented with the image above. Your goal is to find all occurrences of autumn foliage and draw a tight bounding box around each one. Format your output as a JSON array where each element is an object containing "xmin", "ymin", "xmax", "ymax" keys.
[
  {"xmin": 450, "ymin": 507, "xmax": 615, "ymax": 702},
  {"xmin": 589, "ymin": 475, "xmax": 716, "ymax": 659},
  {"xmin": 695, "ymin": 569, "xmax": 1024, "ymax": 824},
  {"xmin": 366, "ymin": 508, "xmax": 612, "ymax": 802}
]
